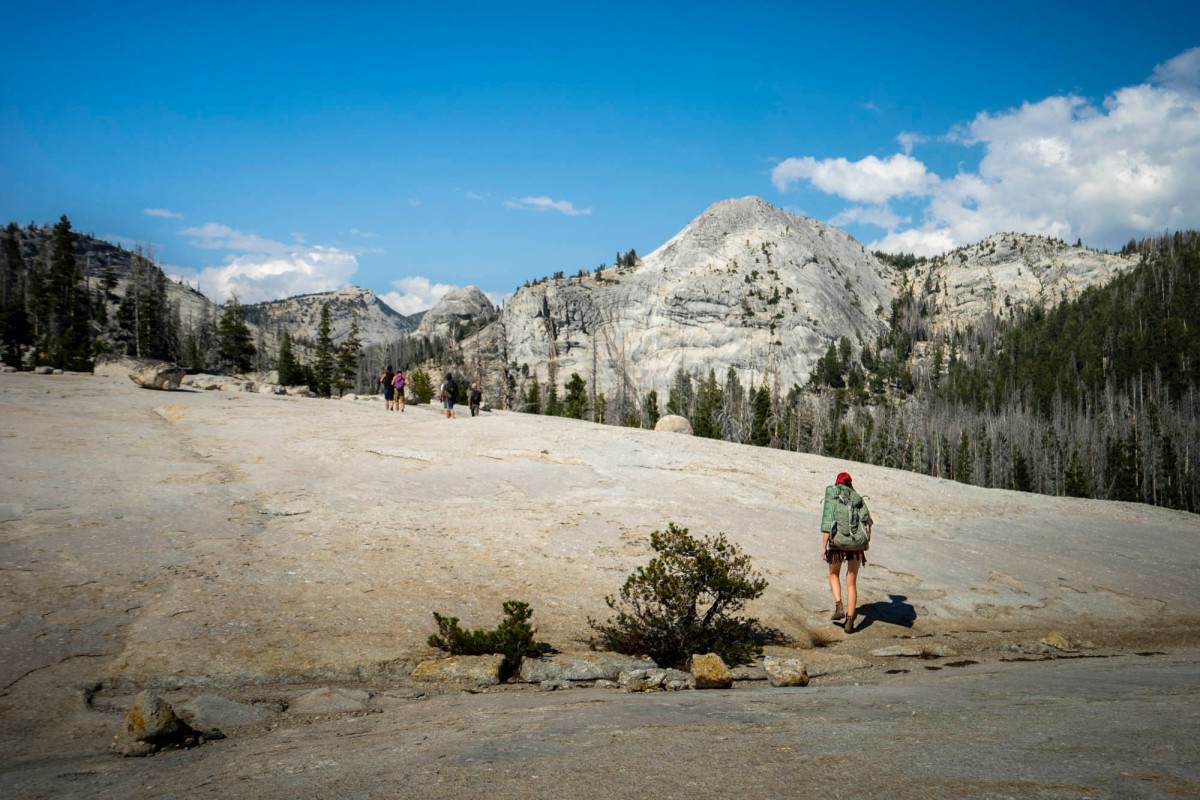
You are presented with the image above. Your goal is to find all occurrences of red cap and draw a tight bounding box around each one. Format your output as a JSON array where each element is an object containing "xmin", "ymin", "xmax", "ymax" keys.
[{"xmin": 836, "ymin": 472, "xmax": 853, "ymax": 486}]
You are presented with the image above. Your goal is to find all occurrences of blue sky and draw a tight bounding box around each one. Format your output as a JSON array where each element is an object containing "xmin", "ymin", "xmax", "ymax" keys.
[{"xmin": 2, "ymin": 1, "xmax": 1197, "ymax": 311}]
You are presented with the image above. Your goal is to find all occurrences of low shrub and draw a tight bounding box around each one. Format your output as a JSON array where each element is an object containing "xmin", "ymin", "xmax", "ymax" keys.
[
  {"xmin": 588, "ymin": 522, "xmax": 780, "ymax": 669},
  {"xmin": 428, "ymin": 600, "xmax": 542, "ymax": 673}
]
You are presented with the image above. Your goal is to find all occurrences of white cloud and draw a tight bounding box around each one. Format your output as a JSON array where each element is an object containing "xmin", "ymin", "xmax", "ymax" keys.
[
  {"xmin": 407, "ymin": 199, "xmax": 422, "ymax": 207},
  {"xmin": 179, "ymin": 223, "xmax": 291, "ymax": 255},
  {"xmin": 192, "ymin": 247, "xmax": 360, "ymax": 304},
  {"xmin": 379, "ymin": 276, "xmax": 460, "ymax": 315},
  {"xmin": 144, "ymin": 208, "xmax": 182, "ymax": 219},
  {"xmin": 771, "ymin": 154, "xmax": 937, "ymax": 203},
  {"xmin": 465, "ymin": 191, "xmax": 485, "ymax": 201},
  {"xmin": 896, "ymin": 131, "xmax": 928, "ymax": 155},
  {"xmin": 504, "ymin": 196, "xmax": 593, "ymax": 216},
  {"xmin": 349, "ymin": 228, "xmax": 378, "ymax": 238},
  {"xmin": 782, "ymin": 47, "xmax": 1200, "ymax": 256},
  {"xmin": 829, "ymin": 205, "xmax": 909, "ymax": 230},
  {"xmin": 290, "ymin": 232, "xmax": 306, "ymax": 244},
  {"xmin": 102, "ymin": 233, "xmax": 143, "ymax": 248}
]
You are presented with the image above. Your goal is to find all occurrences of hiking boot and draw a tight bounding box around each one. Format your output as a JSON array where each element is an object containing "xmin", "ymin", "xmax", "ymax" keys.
[
  {"xmin": 831, "ymin": 601, "xmax": 845, "ymax": 622},
  {"xmin": 843, "ymin": 615, "xmax": 855, "ymax": 634}
]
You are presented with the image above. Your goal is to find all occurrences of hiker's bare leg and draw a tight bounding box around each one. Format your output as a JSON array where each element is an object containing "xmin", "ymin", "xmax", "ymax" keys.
[
  {"xmin": 845, "ymin": 559, "xmax": 861, "ymax": 619},
  {"xmin": 827, "ymin": 560, "xmax": 843, "ymax": 605}
]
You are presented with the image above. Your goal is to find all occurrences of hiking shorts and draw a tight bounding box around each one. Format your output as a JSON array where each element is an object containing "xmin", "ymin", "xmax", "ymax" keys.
[
  {"xmin": 826, "ymin": 549, "xmax": 867, "ymax": 566},
  {"xmin": 384, "ymin": 386, "xmax": 394, "ymax": 401},
  {"xmin": 443, "ymin": 396, "xmax": 455, "ymax": 410}
]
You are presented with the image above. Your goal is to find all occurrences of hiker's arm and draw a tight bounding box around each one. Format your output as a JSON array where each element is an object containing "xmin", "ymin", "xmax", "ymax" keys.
[{"xmin": 821, "ymin": 532, "xmax": 829, "ymax": 561}]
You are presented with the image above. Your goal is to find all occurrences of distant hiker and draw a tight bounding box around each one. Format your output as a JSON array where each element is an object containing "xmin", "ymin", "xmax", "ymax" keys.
[
  {"xmin": 381, "ymin": 366, "xmax": 395, "ymax": 411},
  {"xmin": 392, "ymin": 370, "xmax": 407, "ymax": 412},
  {"xmin": 439, "ymin": 373, "xmax": 457, "ymax": 419},
  {"xmin": 821, "ymin": 471, "xmax": 873, "ymax": 634},
  {"xmin": 468, "ymin": 383, "xmax": 482, "ymax": 416}
]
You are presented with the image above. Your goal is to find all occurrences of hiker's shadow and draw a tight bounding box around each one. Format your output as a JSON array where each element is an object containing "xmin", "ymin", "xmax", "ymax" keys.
[{"xmin": 856, "ymin": 594, "xmax": 916, "ymax": 631}]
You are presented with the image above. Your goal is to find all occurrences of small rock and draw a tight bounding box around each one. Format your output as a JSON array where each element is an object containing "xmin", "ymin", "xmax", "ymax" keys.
[
  {"xmin": 111, "ymin": 692, "xmax": 200, "ymax": 757},
  {"xmin": 1, "ymin": 365, "xmax": 16, "ymax": 373},
  {"xmin": 519, "ymin": 651, "xmax": 657, "ymax": 683},
  {"xmin": 288, "ymin": 687, "xmax": 371, "ymax": 714},
  {"xmin": 33, "ymin": 366, "xmax": 55, "ymax": 375},
  {"xmin": 763, "ymin": 657, "xmax": 809, "ymax": 687},
  {"xmin": 539, "ymin": 679, "xmax": 574, "ymax": 692},
  {"xmin": 410, "ymin": 654, "xmax": 506, "ymax": 685},
  {"xmin": 1039, "ymin": 631, "xmax": 1077, "ymax": 652},
  {"xmin": 285, "ymin": 385, "xmax": 313, "ymax": 396},
  {"xmin": 730, "ymin": 664, "xmax": 768, "ymax": 681},
  {"xmin": 176, "ymin": 694, "xmax": 267, "ymax": 729},
  {"xmin": 619, "ymin": 668, "xmax": 666, "ymax": 692},
  {"xmin": 689, "ymin": 653, "xmax": 733, "ymax": 689},
  {"xmin": 654, "ymin": 414, "xmax": 693, "ymax": 435},
  {"xmin": 261, "ymin": 500, "xmax": 312, "ymax": 516},
  {"xmin": 662, "ymin": 669, "xmax": 695, "ymax": 691},
  {"xmin": 339, "ymin": 393, "xmax": 358, "ymax": 401},
  {"xmin": 871, "ymin": 644, "xmax": 958, "ymax": 659},
  {"xmin": 594, "ymin": 679, "xmax": 620, "ymax": 689}
]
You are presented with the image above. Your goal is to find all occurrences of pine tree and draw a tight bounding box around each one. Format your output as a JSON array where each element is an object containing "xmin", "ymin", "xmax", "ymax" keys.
[
  {"xmin": 642, "ymin": 390, "xmax": 660, "ymax": 428},
  {"xmin": 750, "ymin": 385, "xmax": 772, "ymax": 446},
  {"xmin": 524, "ymin": 378, "xmax": 541, "ymax": 413},
  {"xmin": 564, "ymin": 372, "xmax": 587, "ymax": 419},
  {"xmin": 693, "ymin": 370, "xmax": 723, "ymax": 439},
  {"xmin": 216, "ymin": 295, "xmax": 256, "ymax": 374},
  {"xmin": 955, "ymin": 430, "xmax": 973, "ymax": 484},
  {"xmin": 312, "ymin": 303, "xmax": 335, "ymax": 397},
  {"xmin": 333, "ymin": 312, "xmax": 362, "ymax": 396},
  {"xmin": 276, "ymin": 329, "xmax": 302, "ymax": 385},
  {"xmin": 1064, "ymin": 445, "xmax": 1090, "ymax": 498},
  {"xmin": 47, "ymin": 215, "xmax": 92, "ymax": 369},
  {"xmin": 0, "ymin": 222, "xmax": 30, "ymax": 366},
  {"xmin": 545, "ymin": 380, "xmax": 562, "ymax": 416},
  {"xmin": 1011, "ymin": 452, "xmax": 1033, "ymax": 493}
]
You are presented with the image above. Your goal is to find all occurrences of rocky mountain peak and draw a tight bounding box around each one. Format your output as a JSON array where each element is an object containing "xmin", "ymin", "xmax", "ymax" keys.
[{"xmin": 414, "ymin": 286, "xmax": 496, "ymax": 338}]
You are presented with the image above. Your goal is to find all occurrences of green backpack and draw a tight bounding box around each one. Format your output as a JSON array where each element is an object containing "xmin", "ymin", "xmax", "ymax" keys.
[{"xmin": 825, "ymin": 484, "xmax": 870, "ymax": 550}]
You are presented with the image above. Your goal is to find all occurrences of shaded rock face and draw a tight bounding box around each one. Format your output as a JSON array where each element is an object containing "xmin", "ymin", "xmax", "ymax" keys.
[
  {"xmin": 689, "ymin": 653, "xmax": 733, "ymax": 689},
  {"xmin": 111, "ymin": 692, "xmax": 199, "ymax": 757},
  {"xmin": 414, "ymin": 286, "xmax": 495, "ymax": 339},
  {"xmin": 655, "ymin": 415, "xmax": 693, "ymax": 435},
  {"xmin": 518, "ymin": 652, "xmax": 657, "ymax": 683},
  {"xmin": 410, "ymin": 654, "xmax": 506, "ymax": 685},
  {"xmin": 763, "ymin": 657, "xmax": 809, "ymax": 688}
]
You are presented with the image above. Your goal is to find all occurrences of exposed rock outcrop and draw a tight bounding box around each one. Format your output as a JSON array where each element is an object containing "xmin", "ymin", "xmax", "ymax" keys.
[
  {"xmin": 126, "ymin": 359, "xmax": 185, "ymax": 391},
  {"xmin": 413, "ymin": 286, "xmax": 495, "ymax": 339},
  {"xmin": 654, "ymin": 415, "xmax": 693, "ymax": 435},
  {"xmin": 410, "ymin": 654, "xmax": 506, "ymax": 685},
  {"xmin": 111, "ymin": 692, "xmax": 200, "ymax": 757},
  {"xmin": 518, "ymin": 652, "xmax": 657, "ymax": 683},
  {"xmin": 689, "ymin": 653, "xmax": 733, "ymax": 689}
]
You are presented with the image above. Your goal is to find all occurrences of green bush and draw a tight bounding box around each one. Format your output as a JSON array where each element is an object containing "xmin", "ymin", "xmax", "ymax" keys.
[
  {"xmin": 428, "ymin": 600, "xmax": 541, "ymax": 673},
  {"xmin": 408, "ymin": 367, "xmax": 435, "ymax": 403},
  {"xmin": 588, "ymin": 523, "xmax": 777, "ymax": 669}
]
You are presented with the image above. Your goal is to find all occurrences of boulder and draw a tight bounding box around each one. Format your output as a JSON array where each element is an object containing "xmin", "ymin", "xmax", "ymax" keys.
[
  {"xmin": 654, "ymin": 415, "xmax": 693, "ymax": 435},
  {"xmin": 288, "ymin": 687, "xmax": 371, "ymax": 714},
  {"xmin": 618, "ymin": 668, "xmax": 694, "ymax": 692},
  {"xmin": 219, "ymin": 382, "xmax": 249, "ymax": 392},
  {"xmin": 339, "ymin": 393, "xmax": 358, "ymax": 401},
  {"xmin": 176, "ymin": 694, "xmax": 267, "ymax": 729},
  {"xmin": 730, "ymin": 664, "xmax": 768, "ymax": 681},
  {"xmin": 410, "ymin": 654, "xmax": 506, "ymax": 685},
  {"xmin": 111, "ymin": 692, "xmax": 200, "ymax": 757},
  {"xmin": 539, "ymin": 679, "xmax": 574, "ymax": 692},
  {"xmin": 763, "ymin": 657, "xmax": 809, "ymax": 687},
  {"xmin": 1, "ymin": 365, "xmax": 16, "ymax": 373},
  {"xmin": 519, "ymin": 651, "xmax": 657, "ymax": 683},
  {"xmin": 126, "ymin": 360, "xmax": 185, "ymax": 391},
  {"xmin": 257, "ymin": 383, "xmax": 283, "ymax": 394},
  {"xmin": 689, "ymin": 653, "xmax": 733, "ymax": 689},
  {"xmin": 34, "ymin": 366, "xmax": 55, "ymax": 375},
  {"xmin": 1039, "ymin": 631, "xmax": 1077, "ymax": 652},
  {"xmin": 285, "ymin": 385, "xmax": 314, "ymax": 397}
]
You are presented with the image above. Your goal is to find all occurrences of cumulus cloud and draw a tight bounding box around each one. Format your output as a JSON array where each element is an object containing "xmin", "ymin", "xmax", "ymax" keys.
[
  {"xmin": 896, "ymin": 131, "xmax": 928, "ymax": 155},
  {"xmin": 192, "ymin": 247, "xmax": 359, "ymax": 304},
  {"xmin": 771, "ymin": 154, "xmax": 937, "ymax": 203},
  {"xmin": 775, "ymin": 47, "xmax": 1200, "ymax": 256},
  {"xmin": 379, "ymin": 276, "xmax": 461, "ymax": 315},
  {"xmin": 504, "ymin": 196, "xmax": 592, "ymax": 216},
  {"xmin": 180, "ymin": 223, "xmax": 291, "ymax": 255},
  {"xmin": 144, "ymin": 208, "xmax": 182, "ymax": 219},
  {"xmin": 829, "ymin": 205, "xmax": 909, "ymax": 230}
]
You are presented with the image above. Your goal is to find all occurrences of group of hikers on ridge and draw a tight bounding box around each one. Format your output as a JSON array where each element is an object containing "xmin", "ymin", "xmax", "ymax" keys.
[{"xmin": 378, "ymin": 366, "xmax": 483, "ymax": 419}]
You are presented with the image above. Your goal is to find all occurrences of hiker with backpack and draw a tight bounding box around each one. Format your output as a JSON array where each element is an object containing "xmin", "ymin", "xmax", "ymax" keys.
[
  {"xmin": 392, "ymin": 370, "xmax": 407, "ymax": 412},
  {"xmin": 439, "ymin": 373, "xmax": 457, "ymax": 419},
  {"xmin": 821, "ymin": 472, "xmax": 873, "ymax": 633},
  {"xmin": 381, "ymin": 366, "xmax": 395, "ymax": 411}
]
